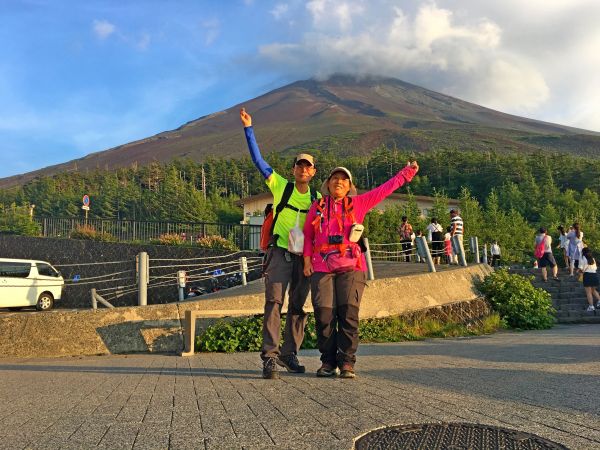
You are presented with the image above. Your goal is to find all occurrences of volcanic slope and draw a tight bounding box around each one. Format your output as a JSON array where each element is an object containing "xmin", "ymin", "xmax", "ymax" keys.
[{"xmin": 2, "ymin": 75, "xmax": 599, "ymax": 188}]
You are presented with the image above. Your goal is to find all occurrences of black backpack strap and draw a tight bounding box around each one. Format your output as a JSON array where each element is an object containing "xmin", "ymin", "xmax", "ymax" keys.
[{"xmin": 270, "ymin": 181, "xmax": 295, "ymax": 235}]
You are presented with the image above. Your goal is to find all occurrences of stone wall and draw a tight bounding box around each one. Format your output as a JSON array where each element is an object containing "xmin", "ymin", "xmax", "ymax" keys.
[
  {"xmin": 0, "ymin": 235, "xmax": 259, "ymax": 308},
  {"xmin": 0, "ymin": 264, "xmax": 494, "ymax": 358}
]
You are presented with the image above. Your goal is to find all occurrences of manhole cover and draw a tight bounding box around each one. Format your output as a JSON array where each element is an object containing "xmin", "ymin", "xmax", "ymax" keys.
[{"xmin": 354, "ymin": 422, "xmax": 568, "ymax": 450}]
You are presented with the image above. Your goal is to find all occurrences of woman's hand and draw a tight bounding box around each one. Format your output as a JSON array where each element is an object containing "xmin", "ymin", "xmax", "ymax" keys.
[
  {"xmin": 407, "ymin": 160, "xmax": 419, "ymax": 173},
  {"xmin": 240, "ymin": 108, "xmax": 252, "ymax": 127},
  {"xmin": 303, "ymin": 256, "xmax": 314, "ymax": 277}
]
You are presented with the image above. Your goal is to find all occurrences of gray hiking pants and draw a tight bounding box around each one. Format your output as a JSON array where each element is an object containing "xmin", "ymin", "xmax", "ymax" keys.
[{"xmin": 261, "ymin": 246, "xmax": 310, "ymax": 360}]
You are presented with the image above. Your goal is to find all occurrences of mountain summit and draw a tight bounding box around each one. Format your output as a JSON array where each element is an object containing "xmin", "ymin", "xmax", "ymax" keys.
[{"xmin": 2, "ymin": 75, "xmax": 599, "ymax": 188}]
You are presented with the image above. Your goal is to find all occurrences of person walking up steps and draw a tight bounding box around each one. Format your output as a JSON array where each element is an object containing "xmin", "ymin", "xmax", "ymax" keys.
[
  {"xmin": 578, "ymin": 247, "xmax": 600, "ymax": 312},
  {"xmin": 241, "ymin": 108, "xmax": 321, "ymax": 379}
]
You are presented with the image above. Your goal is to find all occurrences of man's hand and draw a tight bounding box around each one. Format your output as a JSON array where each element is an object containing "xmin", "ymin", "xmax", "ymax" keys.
[{"xmin": 240, "ymin": 108, "xmax": 252, "ymax": 127}]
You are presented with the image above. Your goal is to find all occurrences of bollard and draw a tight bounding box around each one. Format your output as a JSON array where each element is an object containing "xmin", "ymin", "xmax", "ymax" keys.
[
  {"xmin": 138, "ymin": 252, "xmax": 148, "ymax": 306},
  {"xmin": 239, "ymin": 256, "xmax": 248, "ymax": 286},
  {"xmin": 453, "ymin": 235, "xmax": 467, "ymax": 267},
  {"xmin": 363, "ymin": 238, "xmax": 375, "ymax": 280},
  {"xmin": 177, "ymin": 270, "xmax": 186, "ymax": 301},
  {"xmin": 91, "ymin": 288, "xmax": 97, "ymax": 310},
  {"xmin": 482, "ymin": 243, "xmax": 488, "ymax": 265},
  {"xmin": 417, "ymin": 236, "xmax": 436, "ymax": 273},
  {"xmin": 473, "ymin": 236, "xmax": 480, "ymax": 264}
]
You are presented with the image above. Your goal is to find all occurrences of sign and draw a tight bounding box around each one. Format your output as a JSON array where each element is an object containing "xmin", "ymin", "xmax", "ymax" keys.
[
  {"xmin": 81, "ymin": 205, "xmax": 90, "ymax": 210},
  {"xmin": 72, "ymin": 275, "xmax": 81, "ymax": 282},
  {"xmin": 82, "ymin": 195, "xmax": 90, "ymax": 206}
]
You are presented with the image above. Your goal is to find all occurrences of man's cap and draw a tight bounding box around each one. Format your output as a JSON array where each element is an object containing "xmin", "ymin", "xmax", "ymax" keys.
[
  {"xmin": 321, "ymin": 166, "xmax": 358, "ymax": 196},
  {"xmin": 294, "ymin": 153, "xmax": 315, "ymax": 167}
]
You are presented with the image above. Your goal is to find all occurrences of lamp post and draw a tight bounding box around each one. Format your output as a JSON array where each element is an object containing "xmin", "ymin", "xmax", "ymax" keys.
[{"xmin": 29, "ymin": 204, "xmax": 35, "ymax": 221}]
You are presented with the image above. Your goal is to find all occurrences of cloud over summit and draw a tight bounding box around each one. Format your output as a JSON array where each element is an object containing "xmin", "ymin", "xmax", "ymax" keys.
[{"xmin": 259, "ymin": 0, "xmax": 599, "ymax": 130}]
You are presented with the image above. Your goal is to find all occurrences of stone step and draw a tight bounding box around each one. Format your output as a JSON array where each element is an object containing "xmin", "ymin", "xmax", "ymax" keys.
[
  {"xmin": 556, "ymin": 315, "xmax": 600, "ymax": 324},
  {"xmin": 557, "ymin": 303, "xmax": 595, "ymax": 311}
]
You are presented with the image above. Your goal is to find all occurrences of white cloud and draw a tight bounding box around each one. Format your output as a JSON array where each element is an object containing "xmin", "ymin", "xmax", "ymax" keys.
[
  {"xmin": 256, "ymin": 0, "xmax": 600, "ymax": 126},
  {"xmin": 270, "ymin": 3, "xmax": 289, "ymax": 20},
  {"xmin": 201, "ymin": 19, "xmax": 220, "ymax": 46},
  {"xmin": 92, "ymin": 19, "xmax": 116, "ymax": 40},
  {"xmin": 307, "ymin": 0, "xmax": 363, "ymax": 31}
]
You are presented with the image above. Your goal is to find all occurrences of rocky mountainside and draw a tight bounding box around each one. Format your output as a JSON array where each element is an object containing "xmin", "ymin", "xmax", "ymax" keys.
[{"xmin": 2, "ymin": 75, "xmax": 599, "ymax": 188}]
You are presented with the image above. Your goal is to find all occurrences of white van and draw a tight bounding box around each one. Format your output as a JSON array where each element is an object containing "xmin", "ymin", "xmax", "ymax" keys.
[{"xmin": 0, "ymin": 258, "xmax": 64, "ymax": 311}]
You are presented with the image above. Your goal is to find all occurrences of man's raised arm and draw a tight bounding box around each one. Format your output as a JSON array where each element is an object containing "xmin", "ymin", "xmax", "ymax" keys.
[{"xmin": 240, "ymin": 108, "xmax": 272, "ymax": 180}]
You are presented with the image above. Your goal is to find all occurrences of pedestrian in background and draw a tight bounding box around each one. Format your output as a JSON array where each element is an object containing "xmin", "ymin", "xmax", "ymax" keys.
[
  {"xmin": 557, "ymin": 225, "xmax": 569, "ymax": 269},
  {"xmin": 535, "ymin": 227, "xmax": 559, "ymax": 282},
  {"xmin": 449, "ymin": 209, "xmax": 464, "ymax": 264},
  {"xmin": 398, "ymin": 216, "xmax": 414, "ymax": 262},
  {"xmin": 578, "ymin": 247, "xmax": 600, "ymax": 312},
  {"xmin": 490, "ymin": 241, "xmax": 501, "ymax": 267},
  {"xmin": 426, "ymin": 218, "xmax": 444, "ymax": 265},
  {"xmin": 567, "ymin": 223, "xmax": 584, "ymax": 277}
]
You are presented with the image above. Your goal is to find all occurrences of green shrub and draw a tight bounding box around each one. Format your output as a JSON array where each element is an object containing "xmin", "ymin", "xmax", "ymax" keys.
[
  {"xmin": 70, "ymin": 225, "xmax": 116, "ymax": 242},
  {"xmin": 196, "ymin": 311, "xmax": 503, "ymax": 352},
  {"xmin": 476, "ymin": 268, "xmax": 555, "ymax": 329},
  {"xmin": 196, "ymin": 234, "xmax": 238, "ymax": 251},
  {"xmin": 0, "ymin": 205, "xmax": 41, "ymax": 236}
]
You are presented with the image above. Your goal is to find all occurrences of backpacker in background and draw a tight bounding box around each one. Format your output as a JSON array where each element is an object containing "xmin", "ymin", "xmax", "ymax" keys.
[{"xmin": 259, "ymin": 182, "xmax": 316, "ymax": 252}]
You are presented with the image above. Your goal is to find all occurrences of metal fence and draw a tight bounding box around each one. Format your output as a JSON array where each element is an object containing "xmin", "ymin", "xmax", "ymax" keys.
[{"xmin": 35, "ymin": 217, "xmax": 262, "ymax": 250}]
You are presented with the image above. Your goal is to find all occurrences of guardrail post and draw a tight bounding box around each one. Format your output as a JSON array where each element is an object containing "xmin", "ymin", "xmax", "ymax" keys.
[
  {"xmin": 91, "ymin": 288, "xmax": 97, "ymax": 310},
  {"xmin": 363, "ymin": 238, "xmax": 375, "ymax": 281},
  {"xmin": 453, "ymin": 235, "xmax": 467, "ymax": 267},
  {"xmin": 138, "ymin": 252, "xmax": 148, "ymax": 306},
  {"xmin": 417, "ymin": 236, "xmax": 436, "ymax": 273},
  {"xmin": 482, "ymin": 243, "xmax": 488, "ymax": 265},
  {"xmin": 240, "ymin": 256, "xmax": 248, "ymax": 286},
  {"xmin": 472, "ymin": 236, "xmax": 480, "ymax": 263}
]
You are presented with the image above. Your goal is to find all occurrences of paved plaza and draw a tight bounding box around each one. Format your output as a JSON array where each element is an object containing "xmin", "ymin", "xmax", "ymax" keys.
[{"xmin": 0, "ymin": 324, "xmax": 598, "ymax": 449}]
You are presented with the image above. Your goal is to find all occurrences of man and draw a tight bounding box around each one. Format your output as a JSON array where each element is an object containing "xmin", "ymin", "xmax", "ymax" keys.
[
  {"xmin": 240, "ymin": 108, "xmax": 320, "ymax": 379},
  {"xmin": 398, "ymin": 216, "xmax": 414, "ymax": 262},
  {"xmin": 449, "ymin": 209, "xmax": 464, "ymax": 265}
]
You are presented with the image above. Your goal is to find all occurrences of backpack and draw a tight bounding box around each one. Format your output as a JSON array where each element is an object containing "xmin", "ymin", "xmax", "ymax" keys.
[
  {"xmin": 534, "ymin": 236, "xmax": 546, "ymax": 259},
  {"xmin": 259, "ymin": 182, "xmax": 316, "ymax": 251}
]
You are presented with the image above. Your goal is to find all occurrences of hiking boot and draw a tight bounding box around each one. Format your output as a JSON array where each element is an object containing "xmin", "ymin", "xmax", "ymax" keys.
[
  {"xmin": 316, "ymin": 363, "xmax": 339, "ymax": 377},
  {"xmin": 262, "ymin": 358, "xmax": 279, "ymax": 379},
  {"xmin": 277, "ymin": 354, "xmax": 306, "ymax": 373},
  {"xmin": 339, "ymin": 363, "xmax": 356, "ymax": 379}
]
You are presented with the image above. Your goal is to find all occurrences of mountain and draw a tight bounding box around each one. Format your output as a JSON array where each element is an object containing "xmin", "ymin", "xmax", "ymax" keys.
[{"xmin": 2, "ymin": 75, "xmax": 600, "ymax": 188}]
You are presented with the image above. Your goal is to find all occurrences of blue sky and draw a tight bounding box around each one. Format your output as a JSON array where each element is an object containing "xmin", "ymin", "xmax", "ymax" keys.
[{"xmin": 1, "ymin": 0, "xmax": 600, "ymax": 178}]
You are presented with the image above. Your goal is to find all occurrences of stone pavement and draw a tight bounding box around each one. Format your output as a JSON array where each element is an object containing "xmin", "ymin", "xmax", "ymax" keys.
[{"xmin": 0, "ymin": 325, "xmax": 598, "ymax": 450}]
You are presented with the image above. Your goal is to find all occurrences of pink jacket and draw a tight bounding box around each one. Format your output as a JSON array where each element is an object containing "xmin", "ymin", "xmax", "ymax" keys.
[{"xmin": 303, "ymin": 166, "xmax": 417, "ymax": 273}]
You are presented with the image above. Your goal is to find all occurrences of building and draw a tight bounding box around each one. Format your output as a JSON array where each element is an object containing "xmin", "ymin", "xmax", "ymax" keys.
[{"xmin": 238, "ymin": 191, "xmax": 459, "ymax": 221}]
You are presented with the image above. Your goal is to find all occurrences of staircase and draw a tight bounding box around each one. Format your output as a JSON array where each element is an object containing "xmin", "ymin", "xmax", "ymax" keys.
[{"xmin": 509, "ymin": 267, "xmax": 600, "ymax": 324}]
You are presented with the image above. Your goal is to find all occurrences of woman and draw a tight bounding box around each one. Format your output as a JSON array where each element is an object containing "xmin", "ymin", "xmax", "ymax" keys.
[
  {"xmin": 567, "ymin": 223, "xmax": 584, "ymax": 277},
  {"xmin": 535, "ymin": 227, "xmax": 559, "ymax": 282},
  {"xmin": 578, "ymin": 247, "xmax": 600, "ymax": 312},
  {"xmin": 426, "ymin": 218, "xmax": 444, "ymax": 264},
  {"xmin": 557, "ymin": 225, "xmax": 569, "ymax": 269},
  {"xmin": 303, "ymin": 162, "xmax": 418, "ymax": 378}
]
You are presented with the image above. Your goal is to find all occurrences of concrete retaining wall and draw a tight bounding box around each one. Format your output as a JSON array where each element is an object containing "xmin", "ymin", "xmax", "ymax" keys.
[
  {"xmin": 0, "ymin": 264, "xmax": 493, "ymax": 358},
  {"xmin": 0, "ymin": 235, "xmax": 258, "ymax": 308}
]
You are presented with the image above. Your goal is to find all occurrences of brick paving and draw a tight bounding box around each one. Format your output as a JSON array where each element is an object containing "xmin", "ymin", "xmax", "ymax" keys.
[{"xmin": 0, "ymin": 324, "xmax": 598, "ymax": 449}]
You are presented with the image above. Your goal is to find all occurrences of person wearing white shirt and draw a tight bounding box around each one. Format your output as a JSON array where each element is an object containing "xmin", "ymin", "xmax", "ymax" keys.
[
  {"xmin": 490, "ymin": 241, "xmax": 501, "ymax": 267},
  {"xmin": 578, "ymin": 247, "xmax": 600, "ymax": 312},
  {"xmin": 426, "ymin": 218, "xmax": 444, "ymax": 265}
]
